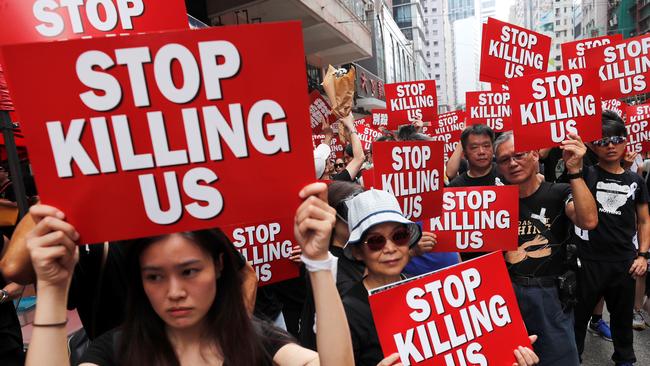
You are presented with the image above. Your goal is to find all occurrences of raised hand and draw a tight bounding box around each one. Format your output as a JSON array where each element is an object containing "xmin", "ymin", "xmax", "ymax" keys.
[{"xmin": 294, "ymin": 182, "xmax": 336, "ymax": 261}]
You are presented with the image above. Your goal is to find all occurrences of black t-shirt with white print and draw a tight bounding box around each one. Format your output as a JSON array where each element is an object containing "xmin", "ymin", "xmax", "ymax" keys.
[
  {"xmin": 574, "ymin": 166, "xmax": 649, "ymax": 261},
  {"xmin": 447, "ymin": 164, "xmax": 503, "ymax": 187},
  {"xmin": 506, "ymin": 182, "xmax": 572, "ymax": 278}
]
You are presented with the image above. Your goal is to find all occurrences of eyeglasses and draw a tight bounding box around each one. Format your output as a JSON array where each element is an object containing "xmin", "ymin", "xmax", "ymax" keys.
[
  {"xmin": 362, "ymin": 226, "xmax": 412, "ymax": 251},
  {"xmin": 496, "ymin": 151, "xmax": 529, "ymax": 166},
  {"xmin": 592, "ymin": 136, "xmax": 626, "ymax": 147},
  {"xmin": 335, "ymin": 163, "xmax": 345, "ymax": 168}
]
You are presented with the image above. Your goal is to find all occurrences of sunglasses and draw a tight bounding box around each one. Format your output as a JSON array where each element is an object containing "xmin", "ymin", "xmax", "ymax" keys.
[
  {"xmin": 592, "ymin": 136, "xmax": 626, "ymax": 147},
  {"xmin": 362, "ymin": 226, "xmax": 412, "ymax": 251},
  {"xmin": 335, "ymin": 163, "xmax": 345, "ymax": 168},
  {"xmin": 496, "ymin": 151, "xmax": 529, "ymax": 166}
]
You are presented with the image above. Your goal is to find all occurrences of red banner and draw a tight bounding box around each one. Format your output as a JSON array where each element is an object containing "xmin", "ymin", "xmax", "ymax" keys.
[
  {"xmin": 585, "ymin": 34, "xmax": 650, "ymax": 99},
  {"xmin": 371, "ymin": 141, "xmax": 444, "ymax": 222},
  {"xmin": 465, "ymin": 91, "xmax": 512, "ymax": 132},
  {"xmin": 510, "ymin": 69, "xmax": 602, "ymax": 152},
  {"xmin": 625, "ymin": 104, "xmax": 650, "ymax": 153},
  {"xmin": 309, "ymin": 90, "xmax": 336, "ymax": 135},
  {"xmin": 385, "ymin": 81, "xmax": 438, "ymax": 126},
  {"xmin": 0, "ymin": 0, "xmax": 188, "ymax": 45},
  {"xmin": 1, "ymin": 22, "xmax": 315, "ymax": 243},
  {"xmin": 356, "ymin": 123, "xmax": 383, "ymax": 151},
  {"xmin": 368, "ymin": 252, "xmax": 530, "ymax": 366},
  {"xmin": 372, "ymin": 109, "xmax": 390, "ymax": 129},
  {"xmin": 480, "ymin": 17, "xmax": 551, "ymax": 84},
  {"xmin": 425, "ymin": 186, "xmax": 518, "ymax": 252},
  {"xmin": 428, "ymin": 111, "xmax": 465, "ymax": 162},
  {"xmin": 312, "ymin": 134, "xmax": 344, "ymax": 159},
  {"xmin": 225, "ymin": 217, "xmax": 300, "ymax": 286},
  {"xmin": 561, "ymin": 35, "xmax": 623, "ymax": 70},
  {"xmin": 602, "ymin": 99, "xmax": 627, "ymax": 119}
]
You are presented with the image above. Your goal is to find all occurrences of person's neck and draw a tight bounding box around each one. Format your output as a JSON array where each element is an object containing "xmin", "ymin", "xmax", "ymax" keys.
[
  {"xmin": 518, "ymin": 173, "xmax": 542, "ymax": 198},
  {"xmin": 598, "ymin": 160, "xmax": 624, "ymax": 174},
  {"xmin": 467, "ymin": 164, "xmax": 492, "ymax": 178},
  {"xmin": 363, "ymin": 273, "xmax": 402, "ymax": 291},
  {"xmin": 166, "ymin": 322, "xmax": 205, "ymax": 354}
]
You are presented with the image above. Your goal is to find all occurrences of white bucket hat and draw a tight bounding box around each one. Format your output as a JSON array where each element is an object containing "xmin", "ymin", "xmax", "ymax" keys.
[
  {"xmin": 343, "ymin": 189, "xmax": 421, "ymax": 256},
  {"xmin": 313, "ymin": 143, "xmax": 331, "ymax": 179}
]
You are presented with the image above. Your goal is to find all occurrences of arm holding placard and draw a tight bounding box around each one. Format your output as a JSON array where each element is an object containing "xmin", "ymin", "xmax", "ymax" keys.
[
  {"xmin": 562, "ymin": 134, "xmax": 598, "ymax": 230},
  {"xmin": 0, "ymin": 212, "xmax": 38, "ymax": 284},
  {"xmin": 445, "ymin": 142, "xmax": 464, "ymax": 180},
  {"xmin": 630, "ymin": 203, "xmax": 649, "ymax": 277},
  {"xmin": 341, "ymin": 113, "xmax": 365, "ymax": 180},
  {"xmin": 322, "ymin": 117, "xmax": 334, "ymax": 147}
]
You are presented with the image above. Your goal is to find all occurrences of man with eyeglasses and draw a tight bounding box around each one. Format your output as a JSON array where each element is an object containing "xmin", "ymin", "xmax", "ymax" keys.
[
  {"xmin": 572, "ymin": 111, "xmax": 649, "ymax": 366},
  {"xmin": 494, "ymin": 131, "xmax": 598, "ymax": 366}
]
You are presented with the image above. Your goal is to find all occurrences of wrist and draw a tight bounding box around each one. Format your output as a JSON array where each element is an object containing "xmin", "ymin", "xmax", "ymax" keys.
[
  {"xmin": 301, "ymin": 252, "xmax": 335, "ymax": 272},
  {"xmin": 637, "ymin": 251, "xmax": 649, "ymax": 260}
]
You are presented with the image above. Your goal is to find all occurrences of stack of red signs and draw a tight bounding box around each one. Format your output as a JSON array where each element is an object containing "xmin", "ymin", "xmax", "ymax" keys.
[
  {"xmin": 602, "ymin": 99, "xmax": 627, "ymax": 119},
  {"xmin": 465, "ymin": 91, "xmax": 512, "ymax": 132},
  {"xmin": 368, "ymin": 252, "xmax": 530, "ymax": 366},
  {"xmin": 585, "ymin": 34, "xmax": 650, "ymax": 99},
  {"xmin": 625, "ymin": 104, "xmax": 650, "ymax": 153},
  {"xmin": 561, "ymin": 35, "xmax": 623, "ymax": 70},
  {"xmin": 480, "ymin": 17, "xmax": 551, "ymax": 84},
  {"xmin": 371, "ymin": 141, "xmax": 444, "ymax": 223},
  {"xmin": 510, "ymin": 69, "xmax": 602, "ymax": 152},
  {"xmin": 426, "ymin": 186, "xmax": 519, "ymax": 252},
  {"xmin": 428, "ymin": 111, "xmax": 466, "ymax": 162},
  {"xmin": 385, "ymin": 81, "xmax": 437, "ymax": 126}
]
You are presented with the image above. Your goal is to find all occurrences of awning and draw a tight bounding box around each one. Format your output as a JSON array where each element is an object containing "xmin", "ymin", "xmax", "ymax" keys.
[{"xmin": 355, "ymin": 97, "xmax": 386, "ymax": 113}]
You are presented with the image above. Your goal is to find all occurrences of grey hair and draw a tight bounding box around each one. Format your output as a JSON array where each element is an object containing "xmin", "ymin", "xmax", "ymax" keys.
[{"xmin": 493, "ymin": 131, "xmax": 513, "ymax": 156}]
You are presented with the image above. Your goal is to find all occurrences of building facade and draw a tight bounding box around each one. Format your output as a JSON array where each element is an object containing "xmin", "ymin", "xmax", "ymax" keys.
[{"xmin": 422, "ymin": 0, "xmax": 453, "ymax": 111}]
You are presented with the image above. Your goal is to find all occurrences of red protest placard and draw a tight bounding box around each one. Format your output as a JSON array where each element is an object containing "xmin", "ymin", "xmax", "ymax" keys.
[
  {"xmin": 385, "ymin": 81, "xmax": 437, "ymax": 126},
  {"xmin": 625, "ymin": 104, "xmax": 650, "ymax": 153},
  {"xmin": 425, "ymin": 186, "xmax": 518, "ymax": 252},
  {"xmin": 362, "ymin": 167, "xmax": 375, "ymax": 189},
  {"xmin": 585, "ymin": 34, "xmax": 650, "ymax": 99},
  {"xmin": 561, "ymin": 35, "xmax": 623, "ymax": 70},
  {"xmin": 510, "ymin": 69, "xmax": 602, "ymax": 152},
  {"xmin": 309, "ymin": 90, "xmax": 336, "ymax": 135},
  {"xmin": 372, "ymin": 109, "xmax": 390, "ymax": 129},
  {"xmin": 372, "ymin": 141, "xmax": 444, "ymax": 222},
  {"xmin": 312, "ymin": 134, "xmax": 345, "ymax": 159},
  {"xmin": 480, "ymin": 17, "xmax": 551, "ymax": 84},
  {"xmin": 465, "ymin": 91, "xmax": 512, "ymax": 132},
  {"xmin": 356, "ymin": 123, "xmax": 383, "ymax": 151},
  {"xmin": 1, "ymin": 22, "xmax": 315, "ymax": 244},
  {"xmin": 225, "ymin": 217, "xmax": 300, "ymax": 286},
  {"xmin": 368, "ymin": 252, "xmax": 530, "ymax": 366},
  {"xmin": 602, "ymin": 99, "xmax": 627, "ymax": 119},
  {"xmin": 428, "ymin": 111, "xmax": 465, "ymax": 162},
  {"xmin": 0, "ymin": 0, "xmax": 188, "ymax": 45}
]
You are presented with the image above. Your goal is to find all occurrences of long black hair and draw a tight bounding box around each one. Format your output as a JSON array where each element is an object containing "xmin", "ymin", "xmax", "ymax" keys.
[{"xmin": 118, "ymin": 229, "xmax": 266, "ymax": 366}]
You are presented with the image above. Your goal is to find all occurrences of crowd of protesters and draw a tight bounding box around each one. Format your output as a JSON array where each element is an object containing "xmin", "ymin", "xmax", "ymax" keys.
[{"xmin": 0, "ymin": 105, "xmax": 648, "ymax": 366}]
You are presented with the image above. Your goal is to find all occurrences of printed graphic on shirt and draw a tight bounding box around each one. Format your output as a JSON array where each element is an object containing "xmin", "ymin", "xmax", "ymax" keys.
[
  {"xmin": 596, "ymin": 181, "xmax": 637, "ymax": 215},
  {"xmin": 506, "ymin": 234, "xmax": 552, "ymax": 264},
  {"xmin": 554, "ymin": 159, "xmax": 565, "ymax": 179}
]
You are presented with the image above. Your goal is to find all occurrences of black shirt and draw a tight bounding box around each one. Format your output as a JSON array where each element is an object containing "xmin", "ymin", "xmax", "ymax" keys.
[
  {"xmin": 343, "ymin": 280, "xmax": 383, "ymax": 366},
  {"xmin": 0, "ymin": 243, "xmax": 22, "ymax": 355},
  {"xmin": 506, "ymin": 182, "xmax": 572, "ymax": 278},
  {"xmin": 447, "ymin": 164, "xmax": 503, "ymax": 187},
  {"xmin": 575, "ymin": 166, "xmax": 649, "ymax": 261},
  {"xmin": 79, "ymin": 319, "xmax": 294, "ymax": 366},
  {"xmin": 541, "ymin": 147, "xmax": 598, "ymax": 183}
]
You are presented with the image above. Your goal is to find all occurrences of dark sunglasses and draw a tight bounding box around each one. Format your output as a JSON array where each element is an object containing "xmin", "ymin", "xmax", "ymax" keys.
[
  {"xmin": 592, "ymin": 136, "xmax": 626, "ymax": 146},
  {"xmin": 362, "ymin": 226, "xmax": 411, "ymax": 251},
  {"xmin": 335, "ymin": 163, "xmax": 345, "ymax": 168}
]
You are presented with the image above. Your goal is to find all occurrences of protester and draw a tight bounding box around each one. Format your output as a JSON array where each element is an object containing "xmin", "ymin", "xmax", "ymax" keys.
[
  {"xmin": 494, "ymin": 131, "xmax": 598, "ymax": 366},
  {"xmin": 314, "ymin": 118, "xmax": 335, "ymax": 180},
  {"xmin": 332, "ymin": 113, "xmax": 365, "ymax": 182},
  {"xmin": 572, "ymin": 111, "xmax": 650, "ymax": 366},
  {"xmin": 447, "ymin": 124, "xmax": 502, "ymax": 187},
  {"xmin": 0, "ymin": 237, "xmax": 24, "ymax": 366},
  {"xmin": 23, "ymin": 182, "xmax": 353, "ymax": 366}
]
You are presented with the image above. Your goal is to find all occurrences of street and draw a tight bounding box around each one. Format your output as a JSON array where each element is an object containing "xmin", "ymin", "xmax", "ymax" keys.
[{"xmin": 582, "ymin": 310, "xmax": 649, "ymax": 365}]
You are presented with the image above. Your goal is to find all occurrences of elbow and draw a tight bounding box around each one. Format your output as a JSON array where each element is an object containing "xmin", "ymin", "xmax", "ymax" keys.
[
  {"xmin": 579, "ymin": 216, "xmax": 598, "ymax": 231},
  {"xmin": 0, "ymin": 256, "xmax": 35, "ymax": 285}
]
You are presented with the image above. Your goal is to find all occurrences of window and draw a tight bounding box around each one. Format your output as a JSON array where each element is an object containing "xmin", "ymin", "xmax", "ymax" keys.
[
  {"xmin": 434, "ymin": 52, "xmax": 439, "ymax": 57},
  {"xmin": 435, "ymin": 74, "xmax": 441, "ymax": 79},
  {"xmin": 433, "ymin": 41, "xmax": 438, "ymax": 46},
  {"xmin": 432, "ymin": 8, "xmax": 437, "ymax": 13},
  {"xmin": 435, "ymin": 63, "xmax": 440, "ymax": 67}
]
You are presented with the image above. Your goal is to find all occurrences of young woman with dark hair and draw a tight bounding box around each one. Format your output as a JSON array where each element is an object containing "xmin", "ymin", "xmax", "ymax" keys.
[{"xmin": 24, "ymin": 182, "xmax": 353, "ymax": 366}]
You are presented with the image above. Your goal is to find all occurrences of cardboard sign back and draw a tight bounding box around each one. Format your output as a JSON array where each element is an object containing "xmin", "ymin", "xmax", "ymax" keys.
[
  {"xmin": 368, "ymin": 252, "xmax": 530, "ymax": 366},
  {"xmin": 1, "ymin": 22, "xmax": 315, "ymax": 244}
]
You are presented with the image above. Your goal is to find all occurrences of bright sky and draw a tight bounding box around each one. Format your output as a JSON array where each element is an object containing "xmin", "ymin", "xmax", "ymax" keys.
[{"xmin": 495, "ymin": 0, "xmax": 515, "ymax": 22}]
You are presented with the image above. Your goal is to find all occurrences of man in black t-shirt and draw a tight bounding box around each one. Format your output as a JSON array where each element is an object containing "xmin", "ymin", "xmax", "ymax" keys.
[
  {"xmin": 495, "ymin": 131, "xmax": 598, "ymax": 366},
  {"xmin": 572, "ymin": 113, "xmax": 649, "ymax": 366}
]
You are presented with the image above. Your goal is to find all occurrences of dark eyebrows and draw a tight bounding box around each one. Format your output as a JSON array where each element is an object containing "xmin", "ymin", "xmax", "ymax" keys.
[{"xmin": 141, "ymin": 259, "xmax": 203, "ymax": 272}]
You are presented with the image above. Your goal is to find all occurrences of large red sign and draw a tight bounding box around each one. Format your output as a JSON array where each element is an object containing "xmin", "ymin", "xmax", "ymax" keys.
[
  {"xmin": 225, "ymin": 217, "xmax": 300, "ymax": 286},
  {"xmin": 585, "ymin": 34, "xmax": 650, "ymax": 99},
  {"xmin": 385, "ymin": 81, "xmax": 437, "ymax": 125},
  {"xmin": 368, "ymin": 252, "xmax": 530, "ymax": 366},
  {"xmin": 0, "ymin": 0, "xmax": 188, "ymax": 45},
  {"xmin": 602, "ymin": 99, "xmax": 627, "ymax": 119},
  {"xmin": 480, "ymin": 17, "xmax": 551, "ymax": 84},
  {"xmin": 371, "ymin": 141, "xmax": 444, "ymax": 222},
  {"xmin": 510, "ymin": 69, "xmax": 602, "ymax": 152},
  {"xmin": 1, "ymin": 22, "xmax": 315, "ymax": 243},
  {"xmin": 561, "ymin": 35, "xmax": 623, "ymax": 70},
  {"xmin": 625, "ymin": 104, "xmax": 650, "ymax": 153},
  {"xmin": 465, "ymin": 91, "xmax": 512, "ymax": 132},
  {"xmin": 425, "ymin": 186, "xmax": 518, "ymax": 252},
  {"xmin": 427, "ymin": 111, "xmax": 465, "ymax": 162}
]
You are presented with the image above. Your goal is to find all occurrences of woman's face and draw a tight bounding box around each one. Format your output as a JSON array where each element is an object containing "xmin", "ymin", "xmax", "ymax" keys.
[
  {"xmin": 335, "ymin": 158, "xmax": 345, "ymax": 173},
  {"xmin": 353, "ymin": 222, "xmax": 410, "ymax": 278},
  {"xmin": 140, "ymin": 235, "xmax": 222, "ymax": 331}
]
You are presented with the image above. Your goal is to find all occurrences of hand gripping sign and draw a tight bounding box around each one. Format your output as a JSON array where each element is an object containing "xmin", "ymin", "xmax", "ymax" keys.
[
  {"xmin": 625, "ymin": 104, "xmax": 650, "ymax": 153},
  {"xmin": 465, "ymin": 91, "xmax": 512, "ymax": 132},
  {"xmin": 368, "ymin": 252, "xmax": 530, "ymax": 366},
  {"xmin": 427, "ymin": 111, "xmax": 465, "ymax": 162},
  {"xmin": 480, "ymin": 17, "xmax": 551, "ymax": 84},
  {"xmin": 385, "ymin": 81, "xmax": 438, "ymax": 126},
  {"xmin": 371, "ymin": 141, "xmax": 444, "ymax": 222},
  {"xmin": 602, "ymin": 99, "xmax": 627, "ymax": 119},
  {"xmin": 585, "ymin": 34, "xmax": 650, "ymax": 99},
  {"xmin": 225, "ymin": 217, "xmax": 300, "ymax": 286},
  {"xmin": 510, "ymin": 69, "xmax": 602, "ymax": 152},
  {"xmin": 561, "ymin": 35, "xmax": 623, "ymax": 70},
  {"xmin": 0, "ymin": 0, "xmax": 188, "ymax": 45},
  {"xmin": 425, "ymin": 186, "xmax": 519, "ymax": 252},
  {"xmin": 0, "ymin": 22, "xmax": 315, "ymax": 243}
]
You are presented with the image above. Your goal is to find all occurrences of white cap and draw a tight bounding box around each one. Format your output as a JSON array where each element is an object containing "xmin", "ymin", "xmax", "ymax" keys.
[{"xmin": 313, "ymin": 143, "xmax": 331, "ymax": 179}]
